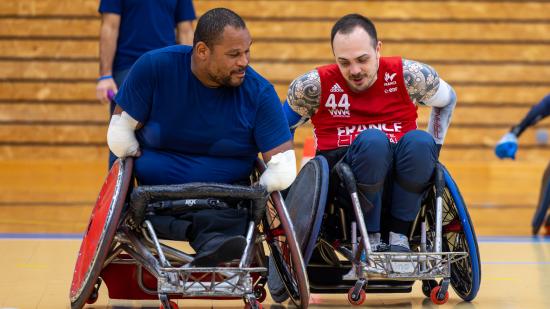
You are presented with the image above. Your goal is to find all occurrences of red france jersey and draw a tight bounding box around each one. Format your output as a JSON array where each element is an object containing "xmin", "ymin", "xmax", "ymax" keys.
[{"xmin": 311, "ymin": 56, "xmax": 418, "ymax": 151}]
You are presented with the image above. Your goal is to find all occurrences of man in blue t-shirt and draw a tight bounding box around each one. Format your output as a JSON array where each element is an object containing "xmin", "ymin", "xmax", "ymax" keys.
[
  {"xmin": 96, "ymin": 0, "xmax": 196, "ymax": 106},
  {"xmin": 106, "ymin": 8, "xmax": 297, "ymax": 267},
  {"xmin": 97, "ymin": 0, "xmax": 196, "ymax": 168}
]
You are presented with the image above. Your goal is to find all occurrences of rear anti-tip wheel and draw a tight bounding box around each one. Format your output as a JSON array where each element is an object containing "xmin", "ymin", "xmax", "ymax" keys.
[
  {"xmin": 347, "ymin": 287, "xmax": 366, "ymax": 306},
  {"xmin": 422, "ymin": 280, "xmax": 438, "ymax": 298},
  {"xmin": 544, "ymin": 220, "xmax": 550, "ymax": 236},
  {"xmin": 430, "ymin": 286, "xmax": 449, "ymax": 305},
  {"xmin": 85, "ymin": 278, "xmax": 102, "ymax": 304},
  {"xmin": 85, "ymin": 292, "xmax": 98, "ymax": 305},
  {"xmin": 253, "ymin": 285, "xmax": 267, "ymax": 303}
]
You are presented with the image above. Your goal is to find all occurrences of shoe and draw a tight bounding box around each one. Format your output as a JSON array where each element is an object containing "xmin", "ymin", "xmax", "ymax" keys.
[
  {"xmin": 389, "ymin": 231, "xmax": 411, "ymax": 252},
  {"xmin": 388, "ymin": 231, "xmax": 415, "ymax": 273},
  {"xmin": 368, "ymin": 232, "xmax": 388, "ymax": 252},
  {"xmin": 191, "ymin": 235, "xmax": 247, "ymax": 267}
]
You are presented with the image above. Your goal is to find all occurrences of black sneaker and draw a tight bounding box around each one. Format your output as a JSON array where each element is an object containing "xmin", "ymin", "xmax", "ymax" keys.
[{"xmin": 191, "ymin": 235, "xmax": 247, "ymax": 267}]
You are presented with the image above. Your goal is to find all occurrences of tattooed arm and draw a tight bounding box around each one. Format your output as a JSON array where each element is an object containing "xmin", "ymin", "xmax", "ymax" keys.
[
  {"xmin": 283, "ymin": 69, "xmax": 322, "ymax": 131},
  {"xmin": 403, "ymin": 59, "xmax": 457, "ymax": 145}
]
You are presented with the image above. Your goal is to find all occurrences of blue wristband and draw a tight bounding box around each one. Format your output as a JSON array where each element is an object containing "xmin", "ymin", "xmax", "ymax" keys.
[{"xmin": 97, "ymin": 75, "xmax": 113, "ymax": 81}]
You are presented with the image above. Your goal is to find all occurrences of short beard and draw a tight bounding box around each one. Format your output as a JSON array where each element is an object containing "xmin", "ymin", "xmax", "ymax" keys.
[
  {"xmin": 208, "ymin": 72, "xmax": 243, "ymax": 88},
  {"xmin": 361, "ymin": 61, "xmax": 380, "ymax": 90}
]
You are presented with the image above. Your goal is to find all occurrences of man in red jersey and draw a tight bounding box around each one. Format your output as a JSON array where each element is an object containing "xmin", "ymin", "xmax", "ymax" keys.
[{"xmin": 283, "ymin": 14, "xmax": 456, "ymax": 253}]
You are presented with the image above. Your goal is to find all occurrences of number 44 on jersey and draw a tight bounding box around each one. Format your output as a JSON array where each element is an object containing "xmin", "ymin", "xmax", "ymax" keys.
[{"xmin": 325, "ymin": 93, "xmax": 350, "ymax": 117}]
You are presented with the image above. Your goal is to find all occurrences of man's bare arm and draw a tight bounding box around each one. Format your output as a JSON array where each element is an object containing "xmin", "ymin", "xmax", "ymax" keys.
[
  {"xmin": 176, "ymin": 20, "xmax": 194, "ymax": 45},
  {"xmin": 261, "ymin": 140, "xmax": 293, "ymax": 163},
  {"xmin": 99, "ymin": 13, "xmax": 120, "ymax": 77},
  {"xmin": 97, "ymin": 13, "xmax": 121, "ymax": 103}
]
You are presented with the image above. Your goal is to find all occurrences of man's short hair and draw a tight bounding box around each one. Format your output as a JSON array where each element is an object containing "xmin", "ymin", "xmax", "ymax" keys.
[
  {"xmin": 331, "ymin": 14, "xmax": 378, "ymax": 48},
  {"xmin": 193, "ymin": 8, "xmax": 246, "ymax": 48}
]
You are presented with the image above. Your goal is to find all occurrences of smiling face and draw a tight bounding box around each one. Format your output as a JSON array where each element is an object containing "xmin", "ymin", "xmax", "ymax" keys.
[
  {"xmin": 201, "ymin": 25, "xmax": 252, "ymax": 87},
  {"xmin": 332, "ymin": 26, "xmax": 381, "ymax": 93}
]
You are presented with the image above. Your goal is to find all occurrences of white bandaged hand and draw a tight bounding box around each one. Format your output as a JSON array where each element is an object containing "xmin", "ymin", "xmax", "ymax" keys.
[
  {"xmin": 259, "ymin": 149, "xmax": 297, "ymax": 193},
  {"xmin": 107, "ymin": 111, "xmax": 140, "ymax": 158}
]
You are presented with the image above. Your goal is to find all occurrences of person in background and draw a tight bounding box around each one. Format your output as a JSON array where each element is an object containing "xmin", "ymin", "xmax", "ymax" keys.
[
  {"xmin": 96, "ymin": 0, "xmax": 196, "ymax": 167},
  {"xmin": 495, "ymin": 94, "xmax": 550, "ymax": 234},
  {"xmin": 495, "ymin": 94, "xmax": 550, "ymax": 160}
]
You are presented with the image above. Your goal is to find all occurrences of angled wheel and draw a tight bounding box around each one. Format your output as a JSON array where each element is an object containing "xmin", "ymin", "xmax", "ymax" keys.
[
  {"xmin": 254, "ymin": 159, "xmax": 310, "ymax": 308},
  {"xmin": 284, "ymin": 157, "xmax": 329, "ymax": 262},
  {"xmin": 69, "ymin": 158, "xmax": 133, "ymax": 309},
  {"xmin": 426, "ymin": 166, "xmax": 481, "ymax": 301},
  {"xmin": 266, "ymin": 157, "xmax": 328, "ymax": 305},
  {"xmin": 263, "ymin": 191, "xmax": 310, "ymax": 308}
]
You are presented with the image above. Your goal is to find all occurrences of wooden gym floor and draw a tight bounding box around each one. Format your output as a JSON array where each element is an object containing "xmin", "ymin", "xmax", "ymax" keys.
[
  {"xmin": 0, "ymin": 235, "xmax": 549, "ymax": 308},
  {"xmin": 1, "ymin": 158, "xmax": 550, "ymax": 309}
]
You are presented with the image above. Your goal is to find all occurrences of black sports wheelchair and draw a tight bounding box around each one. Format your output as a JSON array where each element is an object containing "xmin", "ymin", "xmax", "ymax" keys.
[
  {"xmin": 268, "ymin": 156, "xmax": 481, "ymax": 305},
  {"xmin": 69, "ymin": 157, "xmax": 310, "ymax": 309}
]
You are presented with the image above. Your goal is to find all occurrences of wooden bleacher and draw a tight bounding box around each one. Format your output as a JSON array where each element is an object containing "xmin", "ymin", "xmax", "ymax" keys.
[{"xmin": 2, "ymin": 0, "xmax": 550, "ymax": 235}]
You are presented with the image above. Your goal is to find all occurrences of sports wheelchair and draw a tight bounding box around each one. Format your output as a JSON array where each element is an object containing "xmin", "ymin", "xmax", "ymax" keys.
[
  {"xmin": 69, "ymin": 157, "xmax": 310, "ymax": 309},
  {"xmin": 269, "ymin": 156, "xmax": 481, "ymax": 305}
]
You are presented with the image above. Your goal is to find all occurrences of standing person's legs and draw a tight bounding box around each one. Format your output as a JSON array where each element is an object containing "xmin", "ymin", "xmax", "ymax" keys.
[
  {"xmin": 390, "ymin": 130, "xmax": 438, "ymax": 251},
  {"xmin": 344, "ymin": 129, "xmax": 392, "ymax": 238},
  {"xmin": 108, "ymin": 69, "xmax": 131, "ymax": 168}
]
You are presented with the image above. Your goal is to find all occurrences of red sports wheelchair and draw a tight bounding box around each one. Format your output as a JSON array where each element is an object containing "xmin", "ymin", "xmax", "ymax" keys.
[{"xmin": 69, "ymin": 157, "xmax": 310, "ymax": 309}]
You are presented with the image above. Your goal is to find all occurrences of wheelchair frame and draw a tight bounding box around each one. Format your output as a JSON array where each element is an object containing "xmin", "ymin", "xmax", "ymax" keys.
[
  {"xmin": 336, "ymin": 163, "xmax": 468, "ymax": 302},
  {"xmin": 279, "ymin": 158, "xmax": 481, "ymax": 306},
  {"xmin": 69, "ymin": 158, "xmax": 310, "ymax": 309}
]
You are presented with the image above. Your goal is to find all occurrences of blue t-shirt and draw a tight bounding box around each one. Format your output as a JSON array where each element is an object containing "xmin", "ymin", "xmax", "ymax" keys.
[
  {"xmin": 115, "ymin": 45, "xmax": 291, "ymax": 185},
  {"xmin": 98, "ymin": 0, "xmax": 196, "ymax": 72}
]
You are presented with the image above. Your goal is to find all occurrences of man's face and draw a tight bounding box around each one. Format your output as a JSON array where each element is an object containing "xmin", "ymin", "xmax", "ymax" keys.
[
  {"xmin": 332, "ymin": 27, "xmax": 381, "ymax": 92},
  {"xmin": 205, "ymin": 26, "xmax": 252, "ymax": 87}
]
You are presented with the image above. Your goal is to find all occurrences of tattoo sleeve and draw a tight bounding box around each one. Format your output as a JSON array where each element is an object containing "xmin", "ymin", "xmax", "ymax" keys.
[
  {"xmin": 287, "ymin": 70, "xmax": 321, "ymax": 118},
  {"xmin": 403, "ymin": 59, "xmax": 440, "ymax": 105}
]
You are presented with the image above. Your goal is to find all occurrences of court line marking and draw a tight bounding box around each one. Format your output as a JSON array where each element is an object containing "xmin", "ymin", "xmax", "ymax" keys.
[{"xmin": 478, "ymin": 236, "xmax": 550, "ymax": 243}]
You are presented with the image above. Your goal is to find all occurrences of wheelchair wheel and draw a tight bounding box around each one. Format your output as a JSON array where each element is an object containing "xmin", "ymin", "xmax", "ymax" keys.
[
  {"xmin": 69, "ymin": 158, "xmax": 133, "ymax": 309},
  {"xmin": 532, "ymin": 161, "xmax": 550, "ymax": 234},
  {"xmin": 263, "ymin": 191, "xmax": 310, "ymax": 308},
  {"xmin": 425, "ymin": 166, "xmax": 481, "ymax": 302},
  {"xmin": 421, "ymin": 280, "xmax": 438, "ymax": 298}
]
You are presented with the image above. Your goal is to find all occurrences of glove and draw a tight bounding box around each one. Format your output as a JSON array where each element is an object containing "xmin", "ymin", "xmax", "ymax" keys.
[{"xmin": 495, "ymin": 132, "xmax": 518, "ymax": 159}]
